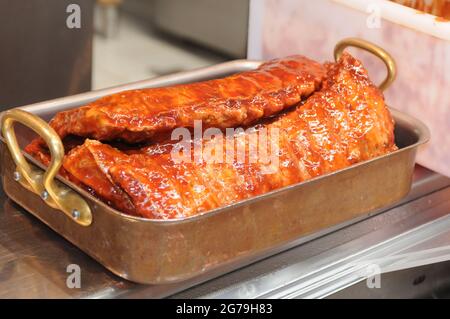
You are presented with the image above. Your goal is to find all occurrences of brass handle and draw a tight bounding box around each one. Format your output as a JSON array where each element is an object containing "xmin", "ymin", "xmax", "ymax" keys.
[
  {"xmin": 1, "ymin": 109, "xmax": 92, "ymax": 226},
  {"xmin": 334, "ymin": 38, "xmax": 397, "ymax": 92}
]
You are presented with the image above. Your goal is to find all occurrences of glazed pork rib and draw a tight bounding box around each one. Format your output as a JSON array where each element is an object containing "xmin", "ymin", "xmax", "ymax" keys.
[
  {"xmin": 62, "ymin": 140, "xmax": 136, "ymax": 215},
  {"xmin": 56, "ymin": 53, "xmax": 396, "ymax": 219},
  {"xmin": 47, "ymin": 55, "xmax": 326, "ymax": 143}
]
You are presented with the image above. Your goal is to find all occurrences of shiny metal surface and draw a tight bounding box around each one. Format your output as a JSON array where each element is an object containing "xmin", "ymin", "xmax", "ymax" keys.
[
  {"xmin": 0, "ymin": 109, "xmax": 92, "ymax": 226},
  {"xmin": 329, "ymin": 261, "xmax": 450, "ymax": 299},
  {"xmin": 176, "ymin": 175, "xmax": 450, "ymax": 299},
  {"xmin": 0, "ymin": 167, "xmax": 449, "ymax": 298}
]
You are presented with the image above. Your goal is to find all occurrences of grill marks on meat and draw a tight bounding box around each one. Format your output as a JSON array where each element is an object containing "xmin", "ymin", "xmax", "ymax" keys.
[
  {"xmin": 53, "ymin": 53, "xmax": 396, "ymax": 219},
  {"xmin": 46, "ymin": 56, "xmax": 326, "ymax": 143}
]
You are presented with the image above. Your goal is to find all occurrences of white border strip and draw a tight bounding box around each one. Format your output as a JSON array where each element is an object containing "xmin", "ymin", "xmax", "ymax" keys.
[
  {"xmin": 334, "ymin": 0, "xmax": 450, "ymax": 41},
  {"xmin": 247, "ymin": 0, "xmax": 266, "ymax": 59}
]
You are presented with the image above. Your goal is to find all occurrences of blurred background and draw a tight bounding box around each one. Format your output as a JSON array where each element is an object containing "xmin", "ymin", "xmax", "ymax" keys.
[
  {"xmin": 1, "ymin": 0, "xmax": 448, "ymax": 176},
  {"xmin": 0, "ymin": 0, "xmax": 249, "ymax": 108},
  {"xmin": 93, "ymin": 0, "xmax": 249, "ymax": 88}
]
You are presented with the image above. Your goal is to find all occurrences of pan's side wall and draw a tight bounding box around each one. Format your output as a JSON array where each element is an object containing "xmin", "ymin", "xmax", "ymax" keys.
[{"xmin": 0, "ymin": 140, "xmax": 416, "ymax": 284}]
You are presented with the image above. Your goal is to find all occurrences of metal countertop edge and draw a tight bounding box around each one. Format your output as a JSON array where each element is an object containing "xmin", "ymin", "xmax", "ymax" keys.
[
  {"xmin": 162, "ymin": 170, "xmax": 450, "ymax": 299},
  {"xmin": 194, "ymin": 186, "xmax": 450, "ymax": 299}
]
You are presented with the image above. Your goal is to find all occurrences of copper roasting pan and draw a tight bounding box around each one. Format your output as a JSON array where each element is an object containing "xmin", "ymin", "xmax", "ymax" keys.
[{"xmin": 0, "ymin": 39, "xmax": 430, "ymax": 284}]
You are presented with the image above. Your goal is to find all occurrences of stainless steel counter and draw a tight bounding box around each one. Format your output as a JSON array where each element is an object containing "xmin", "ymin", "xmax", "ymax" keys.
[{"xmin": 1, "ymin": 166, "xmax": 450, "ymax": 298}]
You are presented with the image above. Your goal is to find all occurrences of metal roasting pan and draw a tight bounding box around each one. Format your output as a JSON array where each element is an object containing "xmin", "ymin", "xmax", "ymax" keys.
[{"xmin": 0, "ymin": 39, "xmax": 430, "ymax": 284}]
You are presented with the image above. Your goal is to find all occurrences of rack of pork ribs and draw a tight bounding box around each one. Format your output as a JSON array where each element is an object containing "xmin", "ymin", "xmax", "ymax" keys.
[{"xmin": 25, "ymin": 53, "xmax": 397, "ymax": 220}]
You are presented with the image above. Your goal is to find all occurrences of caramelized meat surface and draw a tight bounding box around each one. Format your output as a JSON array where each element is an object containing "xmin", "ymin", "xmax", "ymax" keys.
[
  {"xmin": 63, "ymin": 140, "xmax": 136, "ymax": 215},
  {"xmin": 47, "ymin": 56, "xmax": 326, "ymax": 143},
  {"xmin": 50, "ymin": 53, "xmax": 396, "ymax": 219}
]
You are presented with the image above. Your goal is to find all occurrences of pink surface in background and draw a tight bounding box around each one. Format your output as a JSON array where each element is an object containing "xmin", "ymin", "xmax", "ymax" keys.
[{"xmin": 257, "ymin": 0, "xmax": 450, "ymax": 176}]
